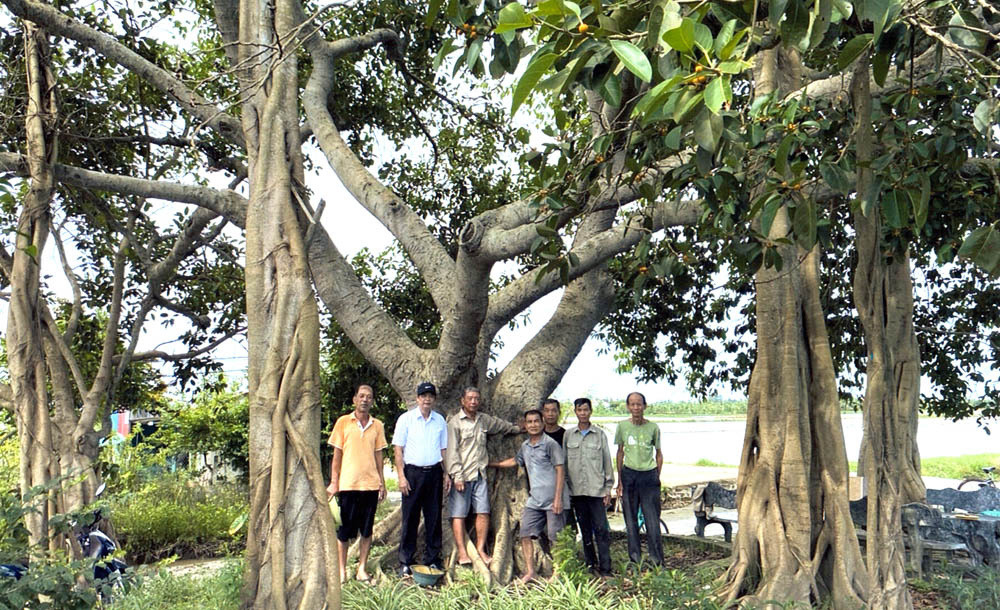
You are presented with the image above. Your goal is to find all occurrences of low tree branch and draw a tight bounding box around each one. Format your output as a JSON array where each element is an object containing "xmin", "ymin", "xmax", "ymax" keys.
[{"xmin": 125, "ymin": 326, "xmax": 245, "ymax": 362}]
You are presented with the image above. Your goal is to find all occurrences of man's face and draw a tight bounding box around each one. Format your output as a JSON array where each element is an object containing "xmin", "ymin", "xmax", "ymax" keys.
[
  {"xmin": 542, "ymin": 402, "xmax": 560, "ymax": 426},
  {"xmin": 417, "ymin": 392, "xmax": 436, "ymax": 410},
  {"xmin": 574, "ymin": 403, "xmax": 592, "ymax": 426},
  {"xmin": 461, "ymin": 390, "xmax": 481, "ymax": 416},
  {"xmin": 353, "ymin": 386, "xmax": 374, "ymax": 415},
  {"xmin": 525, "ymin": 413, "xmax": 543, "ymax": 435},
  {"xmin": 626, "ymin": 393, "xmax": 646, "ymax": 418}
]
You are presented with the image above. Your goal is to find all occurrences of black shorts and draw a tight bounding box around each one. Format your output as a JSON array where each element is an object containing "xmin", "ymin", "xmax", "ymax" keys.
[{"xmin": 337, "ymin": 490, "xmax": 379, "ymax": 541}]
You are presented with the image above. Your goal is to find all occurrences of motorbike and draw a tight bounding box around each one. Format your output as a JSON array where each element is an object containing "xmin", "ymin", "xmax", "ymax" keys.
[{"xmin": 0, "ymin": 483, "xmax": 128, "ymax": 599}]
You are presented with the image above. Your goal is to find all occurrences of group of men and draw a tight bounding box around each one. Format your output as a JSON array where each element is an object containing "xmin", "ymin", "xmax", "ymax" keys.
[{"xmin": 326, "ymin": 382, "xmax": 665, "ymax": 583}]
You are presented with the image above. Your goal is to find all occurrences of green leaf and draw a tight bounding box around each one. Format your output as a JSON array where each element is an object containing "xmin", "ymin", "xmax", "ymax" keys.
[
  {"xmin": 600, "ymin": 73, "xmax": 623, "ymax": 106},
  {"xmin": 466, "ymin": 36, "xmax": 484, "ymax": 71},
  {"xmin": 704, "ymin": 77, "xmax": 725, "ymax": 113},
  {"xmin": 647, "ymin": 3, "xmax": 665, "ymax": 49},
  {"xmin": 496, "ymin": 2, "xmax": 534, "ymax": 34},
  {"xmin": 781, "ymin": 0, "xmax": 811, "ymax": 48},
  {"xmin": 672, "ymin": 88, "xmax": 704, "ymax": 124},
  {"xmin": 774, "ymin": 135, "xmax": 794, "ymax": 177},
  {"xmin": 769, "ymin": 0, "xmax": 789, "ymax": 28},
  {"xmin": 882, "ymin": 191, "xmax": 902, "ymax": 228},
  {"xmin": 949, "ymin": 10, "xmax": 987, "ymax": 51},
  {"xmin": 692, "ymin": 22, "xmax": 713, "ymax": 53},
  {"xmin": 760, "ymin": 194, "xmax": 782, "ymax": 238},
  {"xmin": 837, "ymin": 34, "xmax": 872, "ymax": 70},
  {"xmin": 832, "ymin": 0, "xmax": 853, "ymax": 21},
  {"xmin": 809, "ymin": 0, "xmax": 833, "ymax": 49},
  {"xmin": 872, "ymin": 49, "xmax": 890, "ymax": 86},
  {"xmin": 820, "ymin": 162, "xmax": 851, "ymax": 194},
  {"xmin": 425, "ymin": 0, "xmax": 443, "ymax": 27},
  {"xmin": 694, "ymin": 109, "xmax": 724, "ymax": 152},
  {"xmin": 23, "ymin": 244, "xmax": 38, "ymax": 260},
  {"xmin": 714, "ymin": 20, "xmax": 737, "ymax": 55},
  {"xmin": 632, "ymin": 75, "xmax": 683, "ymax": 116},
  {"xmin": 958, "ymin": 224, "xmax": 1000, "ymax": 276},
  {"xmin": 973, "ymin": 99, "xmax": 995, "ymax": 135},
  {"xmin": 719, "ymin": 27, "xmax": 748, "ymax": 60},
  {"xmin": 717, "ymin": 59, "xmax": 749, "ymax": 74},
  {"xmin": 663, "ymin": 18, "xmax": 696, "ymax": 53},
  {"xmin": 911, "ymin": 174, "xmax": 930, "ymax": 232},
  {"xmin": 665, "ymin": 126, "xmax": 682, "ymax": 150},
  {"xmin": 511, "ymin": 52, "xmax": 558, "ymax": 114},
  {"xmin": 862, "ymin": 0, "xmax": 890, "ymax": 41},
  {"xmin": 793, "ymin": 198, "xmax": 817, "ymax": 248},
  {"xmin": 609, "ymin": 39, "xmax": 652, "ymax": 82}
]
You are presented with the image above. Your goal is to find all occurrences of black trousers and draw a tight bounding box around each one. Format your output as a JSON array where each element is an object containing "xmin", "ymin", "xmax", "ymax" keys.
[
  {"xmin": 621, "ymin": 466, "xmax": 663, "ymax": 566},
  {"xmin": 571, "ymin": 495, "xmax": 612, "ymax": 573},
  {"xmin": 398, "ymin": 463, "xmax": 443, "ymax": 567}
]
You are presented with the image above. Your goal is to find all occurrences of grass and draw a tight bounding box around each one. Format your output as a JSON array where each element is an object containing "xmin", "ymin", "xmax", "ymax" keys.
[
  {"xmin": 691, "ymin": 458, "xmax": 738, "ymax": 468},
  {"xmin": 847, "ymin": 454, "xmax": 1000, "ymax": 479},
  {"xmin": 111, "ymin": 558, "xmax": 243, "ymax": 610}
]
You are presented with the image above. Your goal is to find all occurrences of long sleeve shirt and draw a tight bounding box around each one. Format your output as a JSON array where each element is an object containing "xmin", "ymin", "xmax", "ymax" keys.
[
  {"xmin": 563, "ymin": 425, "xmax": 615, "ymax": 497},
  {"xmin": 446, "ymin": 410, "xmax": 520, "ymax": 483}
]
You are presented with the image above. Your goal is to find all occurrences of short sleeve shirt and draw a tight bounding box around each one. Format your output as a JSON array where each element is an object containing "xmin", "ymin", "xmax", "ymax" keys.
[
  {"xmin": 392, "ymin": 408, "xmax": 448, "ymax": 467},
  {"xmin": 516, "ymin": 435, "xmax": 571, "ymax": 510},
  {"xmin": 328, "ymin": 413, "xmax": 388, "ymax": 491},
  {"xmin": 614, "ymin": 420, "xmax": 660, "ymax": 472}
]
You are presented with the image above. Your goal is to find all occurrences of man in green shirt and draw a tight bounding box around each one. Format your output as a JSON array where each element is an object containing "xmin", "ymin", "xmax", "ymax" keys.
[{"xmin": 614, "ymin": 391, "xmax": 664, "ymax": 566}]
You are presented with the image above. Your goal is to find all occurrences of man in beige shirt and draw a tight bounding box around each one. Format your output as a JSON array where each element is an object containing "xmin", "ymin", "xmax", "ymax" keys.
[{"xmin": 446, "ymin": 386, "xmax": 522, "ymax": 565}]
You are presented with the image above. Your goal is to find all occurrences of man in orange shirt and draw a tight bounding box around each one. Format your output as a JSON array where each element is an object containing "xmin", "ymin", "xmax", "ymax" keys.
[{"xmin": 327, "ymin": 384, "xmax": 388, "ymax": 583}]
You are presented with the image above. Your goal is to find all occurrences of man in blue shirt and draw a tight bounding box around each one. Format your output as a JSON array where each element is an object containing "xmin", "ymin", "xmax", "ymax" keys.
[
  {"xmin": 491, "ymin": 409, "xmax": 568, "ymax": 583},
  {"xmin": 393, "ymin": 382, "xmax": 450, "ymax": 575}
]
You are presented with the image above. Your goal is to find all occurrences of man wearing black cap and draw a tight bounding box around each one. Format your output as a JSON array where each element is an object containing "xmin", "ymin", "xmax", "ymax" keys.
[{"xmin": 393, "ymin": 382, "xmax": 450, "ymax": 575}]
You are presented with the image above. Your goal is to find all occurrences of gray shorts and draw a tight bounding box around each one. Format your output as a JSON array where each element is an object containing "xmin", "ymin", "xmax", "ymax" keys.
[
  {"xmin": 520, "ymin": 506, "xmax": 566, "ymax": 541},
  {"xmin": 449, "ymin": 476, "xmax": 490, "ymax": 518}
]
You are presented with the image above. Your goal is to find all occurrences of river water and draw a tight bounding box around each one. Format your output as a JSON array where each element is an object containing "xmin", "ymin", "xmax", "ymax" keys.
[{"xmin": 584, "ymin": 413, "xmax": 997, "ymax": 465}]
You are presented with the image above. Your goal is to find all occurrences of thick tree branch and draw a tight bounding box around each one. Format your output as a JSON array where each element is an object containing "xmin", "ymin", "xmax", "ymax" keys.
[
  {"xmin": 1, "ymin": 0, "xmax": 244, "ymax": 146},
  {"xmin": 491, "ymin": 210, "xmax": 618, "ymax": 403},
  {"xmin": 482, "ymin": 198, "xmax": 702, "ymax": 344},
  {"xmin": 301, "ymin": 35, "xmax": 456, "ymax": 312},
  {"xmin": 0, "ymin": 152, "xmax": 247, "ymax": 226},
  {"xmin": 796, "ymin": 42, "xmax": 963, "ymax": 103}
]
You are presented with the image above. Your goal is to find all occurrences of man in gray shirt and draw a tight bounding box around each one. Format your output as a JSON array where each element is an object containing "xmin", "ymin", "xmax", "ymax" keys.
[
  {"xmin": 563, "ymin": 397, "xmax": 614, "ymax": 576},
  {"xmin": 491, "ymin": 409, "xmax": 569, "ymax": 583}
]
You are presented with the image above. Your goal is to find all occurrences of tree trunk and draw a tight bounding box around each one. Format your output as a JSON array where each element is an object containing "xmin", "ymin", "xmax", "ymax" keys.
[
  {"xmin": 851, "ymin": 57, "xmax": 914, "ymax": 610},
  {"xmin": 238, "ymin": 0, "xmax": 339, "ymax": 607},
  {"xmin": 9, "ymin": 17, "xmax": 59, "ymax": 551},
  {"xmin": 719, "ymin": 47, "xmax": 867, "ymax": 609}
]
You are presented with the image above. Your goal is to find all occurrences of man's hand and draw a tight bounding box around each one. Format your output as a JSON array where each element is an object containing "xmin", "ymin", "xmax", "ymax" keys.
[
  {"xmin": 399, "ymin": 475, "xmax": 411, "ymax": 496},
  {"xmin": 443, "ymin": 475, "xmax": 452, "ymax": 495},
  {"xmin": 552, "ymin": 496, "xmax": 563, "ymax": 515},
  {"xmin": 378, "ymin": 483, "xmax": 387, "ymax": 502},
  {"xmin": 326, "ymin": 481, "xmax": 338, "ymax": 499},
  {"xmin": 603, "ymin": 493, "xmax": 612, "ymax": 507},
  {"xmin": 454, "ymin": 479, "xmax": 465, "ymax": 493},
  {"xmin": 616, "ymin": 484, "xmax": 623, "ymax": 498}
]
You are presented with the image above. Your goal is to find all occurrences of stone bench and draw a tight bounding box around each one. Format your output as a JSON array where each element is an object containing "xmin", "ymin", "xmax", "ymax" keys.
[
  {"xmin": 850, "ymin": 497, "xmax": 978, "ymax": 576},
  {"xmin": 692, "ymin": 482, "xmax": 737, "ymax": 543}
]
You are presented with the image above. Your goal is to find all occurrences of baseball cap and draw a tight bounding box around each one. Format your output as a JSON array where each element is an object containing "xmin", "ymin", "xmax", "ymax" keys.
[{"xmin": 416, "ymin": 381, "xmax": 437, "ymax": 396}]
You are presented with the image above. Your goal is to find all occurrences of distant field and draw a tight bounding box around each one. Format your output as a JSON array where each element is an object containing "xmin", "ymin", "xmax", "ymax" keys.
[
  {"xmin": 578, "ymin": 398, "xmax": 863, "ymax": 418},
  {"xmin": 848, "ymin": 453, "xmax": 1000, "ymax": 479}
]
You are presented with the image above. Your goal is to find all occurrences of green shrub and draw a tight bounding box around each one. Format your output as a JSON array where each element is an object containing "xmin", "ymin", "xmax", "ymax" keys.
[
  {"xmin": 112, "ymin": 475, "xmax": 247, "ymax": 562},
  {"xmin": 111, "ymin": 559, "xmax": 243, "ymax": 610}
]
